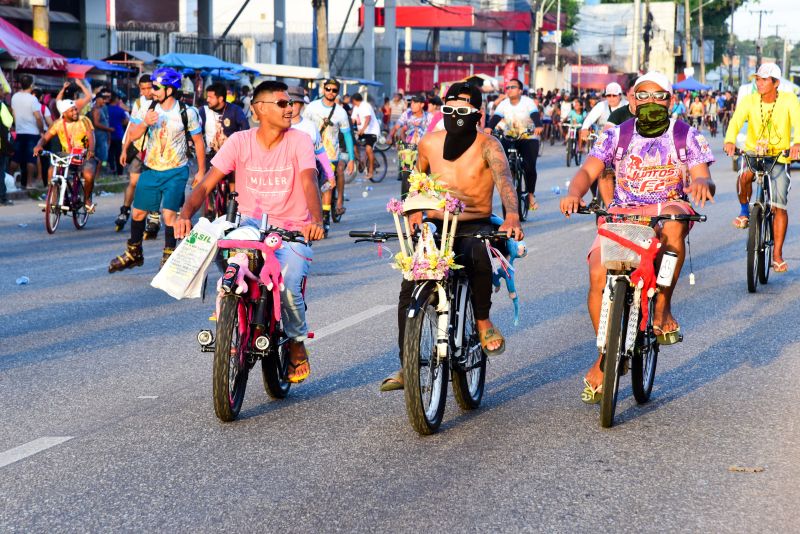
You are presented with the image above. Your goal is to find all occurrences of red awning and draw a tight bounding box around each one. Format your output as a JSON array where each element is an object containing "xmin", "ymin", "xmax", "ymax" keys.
[
  {"xmin": 66, "ymin": 63, "xmax": 93, "ymax": 79},
  {"xmin": 360, "ymin": 7, "xmax": 564, "ymax": 32},
  {"xmin": 0, "ymin": 16, "xmax": 67, "ymax": 70}
]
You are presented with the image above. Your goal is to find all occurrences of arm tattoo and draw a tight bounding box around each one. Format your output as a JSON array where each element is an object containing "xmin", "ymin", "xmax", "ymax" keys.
[{"xmin": 482, "ymin": 137, "xmax": 518, "ymax": 215}]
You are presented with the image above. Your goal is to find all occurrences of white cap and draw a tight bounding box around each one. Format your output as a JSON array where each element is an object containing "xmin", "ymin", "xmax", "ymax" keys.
[
  {"xmin": 604, "ymin": 82, "xmax": 623, "ymax": 96},
  {"xmin": 755, "ymin": 63, "xmax": 781, "ymax": 80},
  {"xmin": 633, "ymin": 71, "xmax": 673, "ymax": 94},
  {"xmin": 56, "ymin": 99, "xmax": 76, "ymax": 115}
]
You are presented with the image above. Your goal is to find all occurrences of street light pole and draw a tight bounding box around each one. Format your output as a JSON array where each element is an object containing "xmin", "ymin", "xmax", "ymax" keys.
[
  {"xmin": 751, "ymin": 9, "xmax": 772, "ymax": 70},
  {"xmin": 698, "ymin": 0, "xmax": 705, "ymax": 82},
  {"xmin": 529, "ymin": 1, "xmax": 541, "ymax": 90}
]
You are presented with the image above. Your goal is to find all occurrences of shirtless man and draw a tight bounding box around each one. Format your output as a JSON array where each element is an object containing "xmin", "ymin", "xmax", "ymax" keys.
[{"xmin": 381, "ymin": 82, "xmax": 524, "ymax": 391}]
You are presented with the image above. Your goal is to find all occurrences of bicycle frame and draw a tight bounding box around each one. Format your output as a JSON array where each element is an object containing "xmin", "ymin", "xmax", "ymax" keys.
[{"xmin": 48, "ymin": 150, "xmax": 84, "ymax": 210}]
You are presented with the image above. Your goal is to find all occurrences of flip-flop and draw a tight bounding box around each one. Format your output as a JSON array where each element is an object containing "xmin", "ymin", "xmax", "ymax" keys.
[
  {"xmin": 335, "ymin": 206, "xmax": 347, "ymax": 216},
  {"xmin": 479, "ymin": 327, "xmax": 506, "ymax": 357},
  {"xmin": 654, "ymin": 325, "xmax": 683, "ymax": 345},
  {"xmin": 287, "ymin": 358, "xmax": 310, "ymax": 383},
  {"xmin": 379, "ymin": 371, "xmax": 404, "ymax": 392},
  {"xmin": 732, "ymin": 215, "xmax": 749, "ymax": 229},
  {"xmin": 581, "ymin": 378, "xmax": 602, "ymax": 404},
  {"xmin": 772, "ymin": 260, "xmax": 788, "ymax": 273},
  {"xmin": 528, "ymin": 195, "xmax": 539, "ymax": 211}
]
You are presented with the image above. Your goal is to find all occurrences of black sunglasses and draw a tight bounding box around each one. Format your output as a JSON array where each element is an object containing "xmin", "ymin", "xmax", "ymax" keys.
[
  {"xmin": 252, "ymin": 99, "xmax": 295, "ymax": 108},
  {"xmin": 324, "ymin": 86, "xmax": 339, "ymax": 94}
]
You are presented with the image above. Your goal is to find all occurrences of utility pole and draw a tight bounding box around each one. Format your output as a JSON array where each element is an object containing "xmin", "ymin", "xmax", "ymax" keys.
[
  {"xmin": 751, "ymin": 9, "xmax": 772, "ymax": 70},
  {"xmin": 555, "ymin": 0, "xmax": 561, "ymax": 88},
  {"xmin": 529, "ymin": 1, "xmax": 542, "ymax": 90},
  {"xmin": 385, "ymin": 0, "xmax": 398, "ymax": 95},
  {"xmin": 728, "ymin": 0, "xmax": 735, "ymax": 88},
  {"xmin": 312, "ymin": 0, "xmax": 330, "ymax": 77},
  {"xmin": 363, "ymin": 0, "xmax": 376, "ymax": 82},
  {"xmin": 643, "ymin": 0, "xmax": 652, "ymax": 70},
  {"xmin": 683, "ymin": 0, "xmax": 692, "ymax": 73},
  {"xmin": 632, "ymin": 0, "xmax": 640, "ymax": 73},
  {"xmin": 274, "ymin": 0, "xmax": 285, "ymax": 64},
  {"xmin": 698, "ymin": 0, "xmax": 705, "ymax": 82},
  {"xmin": 30, "ymin": 0, "xmax": 49, "ymax": 48}
]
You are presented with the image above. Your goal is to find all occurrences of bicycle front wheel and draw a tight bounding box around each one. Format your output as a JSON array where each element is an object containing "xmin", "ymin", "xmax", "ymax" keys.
[
  {"xmin": 213, "ymin": 294, "xmax": 249, "ymax": 421},
  {"xmin": 451, "ymin": 285, "xmax": 487, "ymax": 410},
  {"xmin": 262, "ymin": 340, "xmax": 291, "ymax": 399},
  {"xmin": 747, "ymin": 204, "xmax": 762, "ymax": 293},
  {"xmin": 403, "ymin": 290, "xmax": 448, "ymax": 435},
  {"xmin": 331, "ymin": 184, "xmax": 343, "ymax": 223},
  {"xmin": 601, "ymin": 279, "xmax": 628, "ymax": 428},
  {"xmin": 758, "ymin": 208, "xmax": 772, "ymax": 285},
  {"xmin": 44, "ymin": 183, "xmax": 61, "ymax": 234},
  {"xmin": 371, "ymin": 150, "xmax": 388, "ymax": 182},
  {"xmin": 516, "ymin": 164, "xmax": 529, "ymax": 222},
  {"xmin": 72, "ymin": 178, "xmax": 89, "ymax": 229},
  {"xmin": 566, "ymin": 140, "xmax": 573, "ymax": 167},
  {"xmin": 631, "ymin": 300, "xmax": 658, "ymax": 403}
]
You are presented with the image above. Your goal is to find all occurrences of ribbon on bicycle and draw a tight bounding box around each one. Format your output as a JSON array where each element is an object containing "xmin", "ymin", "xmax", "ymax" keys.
[{"xmin": 596, "ymin": 225, "xmax": 661, "ymax": 331}]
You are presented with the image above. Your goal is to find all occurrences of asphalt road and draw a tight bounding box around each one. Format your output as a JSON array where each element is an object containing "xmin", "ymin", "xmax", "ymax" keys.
[{"xmin": 1, "ymin": 135, "xmax": 798, "ymax": 532}]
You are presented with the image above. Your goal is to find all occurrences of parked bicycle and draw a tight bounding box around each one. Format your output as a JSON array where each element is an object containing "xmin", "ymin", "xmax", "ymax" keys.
[
  {"xmin": 577, "ymin": 204, "xmax": 706, "ymax": 428},
  {"xmin": 39, "ymin": 149, "xmax": 90, "ymax": 234},
  {"xmin": 197, "ymin": 193, "xmax": 312, "ymax": 422},
  {"xmin": 736, "ymin": 150, "xmax": 789, "ymax": 293},
  {"xmin": 494, "ymin": 129, "xmax": 531, "ymax": 221}
]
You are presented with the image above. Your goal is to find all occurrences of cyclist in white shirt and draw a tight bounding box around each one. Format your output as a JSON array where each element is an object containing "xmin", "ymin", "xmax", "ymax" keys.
[
  {"xmin": 351, "ymin": 92, "xmax": 381, "ymax": 180},
  {"xmin": 581, "ymin": 82, "xmax": 628, "ymax": 140}
]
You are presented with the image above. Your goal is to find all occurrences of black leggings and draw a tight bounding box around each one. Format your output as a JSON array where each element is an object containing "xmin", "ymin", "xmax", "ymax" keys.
[
  {"xmin": 396, "ymin": 219, "xmax": 495, "ymax": 363},
  {"xmin": 501, "ymin": 138, "xmax": 539, "ymax": 196}
]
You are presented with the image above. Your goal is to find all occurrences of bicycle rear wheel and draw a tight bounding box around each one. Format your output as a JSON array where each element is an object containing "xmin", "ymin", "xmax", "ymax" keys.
[
  {"xmin": 452, "ymin": 285, "xmax": 486, "ymax": 410},
  {"xmin": 631, "ymin": 300, "xmax": 659, "ymax": 403},
  {"xmin": 44, "ymin": 182, "xmax": 61, "ymax": 234},
  {"xmin": 213, "ymin": 294, "xmax": 249, "ymax": 421},
  {"xmin": 371, "ymin": 150, "xmax": 388, "ymax": 182},
  {"xmin": 71, "ymin": 178, "xmax": 89, "ymax": 229},
  {"xmin": 601, "ymin": 279, "xmax": 628, "ymax": 428},
  {"xmin": 403, "ymin": 290, "xmax": 448, "ymax": 435},
  {"xmin": 758, "ymin": 208, "xmax": 772, "ymax": 285},
  {"xmin": 746, "ymin": 204, "xmax": 762, "ymax": 293}
]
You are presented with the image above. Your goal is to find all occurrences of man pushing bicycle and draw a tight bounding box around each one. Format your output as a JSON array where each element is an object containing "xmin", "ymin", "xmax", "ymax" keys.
[
  {"xmin": 560, "ymin": 72, "xmax": 715, "ymax": 404},
  {"xmin": 723, "ymin": 63, "xmax": 800, "ymax": 273},
  {"xmin": 381, "ymin": 82, "xmax": 524, "ymax": 391}
]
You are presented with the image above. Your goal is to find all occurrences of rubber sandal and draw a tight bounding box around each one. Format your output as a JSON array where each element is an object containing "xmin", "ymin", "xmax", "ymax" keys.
[
  {"xmin": 654, "ymin": 325, "xmax": 683, "ymax": 345},
  {"xmin": 581, "ymin": 378, "xmax": 602, "ymax": 404},
  {"xmin": 379, "ymin": 371, "xmax": 404, "ymax": 392},
  {"xmin": 528, "ymin": 194, "xmax": 539, "ymax": 211},
  {"xmin": 479, "ymin": 327, "xmax": 506, "ymax": 357},
  {"xmin": 85, "ymin": 203, "xmax": 96, "ymax": 214},
  {"xmin": 287, "ymin": 358, "xmax": 310, "ymax": 383},
  {"xmin": 732, "ymin": 215, "xmax": 749, "ymax": 229},
  {"xmin": 335, "ymin": 206, "xmax": 346, "ymax": 216},
  {"xmin": 772, "ymin": 260, "xmax": 788, "ymax": 273}
]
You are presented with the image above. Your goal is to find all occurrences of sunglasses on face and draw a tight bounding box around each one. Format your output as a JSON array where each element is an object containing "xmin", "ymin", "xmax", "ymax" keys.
[
  {"xmin": 634, "ymin": 90, "xmax": 670, "ymax": 101},
  {"xmin": 605, "ymin": 93, "xmax": 621, "ymax": 98},
  {"xmin": 152, "ymin": 85, "xmax": 165, "ymax": 91},
  {"xmin": 324, "ymin": 86, "xmax": 339, "ymax": 94},
  {"xmin": 252, "ymin": 99, "xmax": 295, "ymax": 109},
  {"xmin": 441, "ymin": 105, "xmax": 478, "ymax": 116},
  {"xmin": 507, "ymin": 85, "xmax": 521, "ymax": 90}
]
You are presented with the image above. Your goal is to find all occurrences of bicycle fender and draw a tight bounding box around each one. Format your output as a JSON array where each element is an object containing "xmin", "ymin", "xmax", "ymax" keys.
[{"xmin": 406, "ymin": 281, "xmax": 432, "ymax": 318}]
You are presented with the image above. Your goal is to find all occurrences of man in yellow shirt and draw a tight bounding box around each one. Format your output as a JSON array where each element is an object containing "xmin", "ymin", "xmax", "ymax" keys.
[
  {"xmin": 33, "ymin": 99, "xmax": 97, "ymax": 212},
  {"xmin": 724, "ymin": 63, "xmax": 800, "ymax": 272}
]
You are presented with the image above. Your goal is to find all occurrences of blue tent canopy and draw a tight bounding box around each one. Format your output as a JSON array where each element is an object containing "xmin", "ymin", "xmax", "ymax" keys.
[
  {"xmin": 67, "ymin": 58, "xmax": 134, "ymax": 73},
  {"xmin": 673, "ymin": 77, "xmax": 711, "ymax": 91},
  {"xmin": 156, "ymin": 53, "xmax": 258, "ymax": 75}
]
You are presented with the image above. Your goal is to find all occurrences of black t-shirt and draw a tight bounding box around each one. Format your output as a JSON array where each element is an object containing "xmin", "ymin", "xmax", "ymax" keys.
[{"xmin": 607, "ymin": 105, "xmax": 635, "ymax": 126}]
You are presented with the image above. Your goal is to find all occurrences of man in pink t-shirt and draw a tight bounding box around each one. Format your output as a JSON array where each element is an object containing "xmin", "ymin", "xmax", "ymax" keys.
[{"xmin": 176, "ymin": 81, "xmax": 324, "ymax": 383}]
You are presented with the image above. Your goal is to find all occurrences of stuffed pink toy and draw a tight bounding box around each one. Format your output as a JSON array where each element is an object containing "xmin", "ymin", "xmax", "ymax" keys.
[{"xmin": 259, "ymin": 233, "xmax": 285, "ymax": 322}]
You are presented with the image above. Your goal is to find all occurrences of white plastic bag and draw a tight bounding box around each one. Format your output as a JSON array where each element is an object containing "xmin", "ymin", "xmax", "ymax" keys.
[{"xmin": 151, "ymin": 217, "xmax": 232, "ymax": 299}]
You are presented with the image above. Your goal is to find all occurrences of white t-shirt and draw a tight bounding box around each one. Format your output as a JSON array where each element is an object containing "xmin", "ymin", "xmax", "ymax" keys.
[
  {"xmin": 303, "ymin": 99, "xmax": 352, "ymax": 161},
  {"xmin": 352, "ymin": 101, "xmax": 380, "ymax": 136},
  {"xmin": 560, "ymin": 100, "xmax": 573, "ymax": 119},
  {"xmin": 291, "ymin": 116, "xmax": 324, "ymax": 155},
  {"xmin": 11, "ymin": 91, "xmax": 42, "ymax": 135},
  {"xmin": 493, "ymin": 95, "xmax": 539, "ymax": 131}
]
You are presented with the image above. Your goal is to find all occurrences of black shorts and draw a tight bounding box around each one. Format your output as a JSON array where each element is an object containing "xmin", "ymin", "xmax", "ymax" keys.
[{"xmin": 359, "ymin": 134, "xmax": 377, "ymax": 147}]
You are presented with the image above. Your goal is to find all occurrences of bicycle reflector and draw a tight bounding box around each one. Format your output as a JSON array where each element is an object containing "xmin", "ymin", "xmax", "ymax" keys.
[
  {"xmin": 254, "ymin": 336, "xmax": 270, "ymax": 351},
  {"xmin": 197, "ymin": 330, "xmax": 214, "ymax": 346}
]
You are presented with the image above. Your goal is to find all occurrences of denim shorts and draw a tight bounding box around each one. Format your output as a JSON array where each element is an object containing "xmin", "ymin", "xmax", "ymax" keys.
[{"xmin": 769, "ymin": 164, "xmax": 791, "ymax": 210}]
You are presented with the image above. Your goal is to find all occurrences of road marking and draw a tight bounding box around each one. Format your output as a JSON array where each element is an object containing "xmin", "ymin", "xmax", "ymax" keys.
[
  {"xmin": 137, "ymin": 395, "xmax": 159, "ymax": 399},
  {"xmin": 72, "ymin": 264, "xmax": 108, "ymax": 272},
  {"xmin": 309, "ymin": 304, "xmax": 394, "ymax": 343},
  {"xmin": 0, "ymin": 437, "xmax": 73, "ymax": 468}
]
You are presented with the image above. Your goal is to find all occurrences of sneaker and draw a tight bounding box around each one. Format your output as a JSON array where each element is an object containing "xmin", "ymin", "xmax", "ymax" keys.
[{"xmin": 108, "ymin": 241, "xmax": 144, "ymax": 273}]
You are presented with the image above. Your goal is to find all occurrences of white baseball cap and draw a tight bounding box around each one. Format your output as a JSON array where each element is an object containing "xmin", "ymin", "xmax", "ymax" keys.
[
  {"xmin": 604, "ymin": 82, "xmax": 623, "ymax": 96},
  {"xmin": 56, "ymin": 99, "xmax": 77, "ymax": 115},
  {"xmin": 633, "ymin": 71, "xmax": 673, "ymax": 94},
  {"xmin": 755, "ymin": 63, "xmax": 781, "ymax": 80}
]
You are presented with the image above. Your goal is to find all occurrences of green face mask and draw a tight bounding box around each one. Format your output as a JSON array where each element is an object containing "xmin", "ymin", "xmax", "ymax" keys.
[{"xmin": 635, "ymin": 102, "xmax": 670, "ymax": 137}]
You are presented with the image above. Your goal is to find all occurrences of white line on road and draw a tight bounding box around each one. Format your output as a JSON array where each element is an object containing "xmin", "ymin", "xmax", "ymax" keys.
[
  {"xmin": 0, "ymin": 437, "xmax": 74, "ymax": 468},
  {"xmin": 71, "ymin": 265, "xmax": 108, "ymax": 272},
  {"xmin": 309, "ymin": 304, "xmax": 394, "ymax": 343}
]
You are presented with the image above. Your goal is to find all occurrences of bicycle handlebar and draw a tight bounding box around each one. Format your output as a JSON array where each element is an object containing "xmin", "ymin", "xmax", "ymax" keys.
[
  {"xmin": 41, "ymin": 150, "xmax": 85, "ymax": 166},
  {"xmin": 734, "ymin": 149, "xmax": 791, "ymax": 159},
  {"xmin": 575, "ymin": 206, "xmax": 707, "ymax": 224},
  {"xmin": 349, "ymin": 229, "xmax": 512, "ymax": 243},
  {"xmin": 218, "ymin": 227, "xmax": 306, "ymax": 251}
]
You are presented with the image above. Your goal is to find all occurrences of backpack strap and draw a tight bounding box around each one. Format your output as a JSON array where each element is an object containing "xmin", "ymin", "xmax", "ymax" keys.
[
  {"xmin": 672, "ymin": 119, "xmax": 690, "ymax": 164},
  {"xmin": 613, "ymin": 117, "xmax": 636, "ymax": 163},
  {"xmin": 179, "ymin": 100, "xmax": 194, "ymax": 154}
]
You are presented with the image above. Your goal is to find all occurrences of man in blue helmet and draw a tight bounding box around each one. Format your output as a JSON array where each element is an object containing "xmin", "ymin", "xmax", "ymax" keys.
[{"xmin": 109, "ymin": 67, "xmax": 206, "ymax": 272}]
